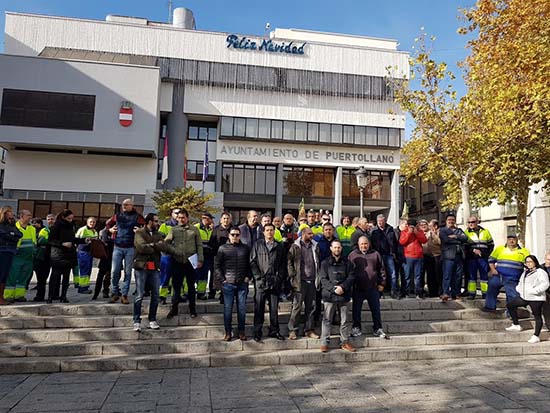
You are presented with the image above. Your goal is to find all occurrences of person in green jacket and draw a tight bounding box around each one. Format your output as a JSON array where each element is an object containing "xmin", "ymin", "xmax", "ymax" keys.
[{"xmin": 75, "ymin": 217, "xmax": 99, "ymax": 294}]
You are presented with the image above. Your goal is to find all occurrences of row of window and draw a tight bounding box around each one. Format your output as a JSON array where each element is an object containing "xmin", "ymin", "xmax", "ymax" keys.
[
  {"xmin": 220, "ymin": 116, "xmax": 402, "ymax": 147},
  {"xmin": 220, "ymin": 163, "xmax": 391, "ymax": 199},
  {"xmin": 188, "ymin": 122, "xmax": 218, "ymax": 142},
  {"xmin": 0, "ymin": 89, "xmax": 96, "ymax": 131},
  {"xmin": 160, "ymin": 58, "xmax": 396, "ymax": 101}
]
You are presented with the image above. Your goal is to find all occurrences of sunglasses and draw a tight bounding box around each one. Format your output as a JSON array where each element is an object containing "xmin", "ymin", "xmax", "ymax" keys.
[{"xmin": 229, "ymin": 233, "xmax": 240, "ymax": 237}]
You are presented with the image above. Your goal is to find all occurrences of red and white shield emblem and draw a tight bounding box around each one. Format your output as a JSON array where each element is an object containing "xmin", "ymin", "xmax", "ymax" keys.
[{"xmin": 119, "ymin": 104, "xmax": 133, "ymax": 127}]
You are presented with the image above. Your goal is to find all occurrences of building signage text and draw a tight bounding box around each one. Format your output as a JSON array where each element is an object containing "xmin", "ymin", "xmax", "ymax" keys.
[
  {"xmin": 226, "ymin": 34, "xmax": 306, "ymax": 55},
  {"xmin": 217, "ymin": 141, "xmax": 398, "ymax": 167}
]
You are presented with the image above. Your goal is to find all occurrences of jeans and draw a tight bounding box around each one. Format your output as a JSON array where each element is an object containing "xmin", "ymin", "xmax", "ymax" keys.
[
  {"xmin": 403, "ymin": 257, "xmax": 424, "ymax": 295},
  {"xmin": 507, "ymin": 296, "xmax": 544, "ymax": 336},
  {"xmin": 288, "ymin": 280, "xmax": 317, "ymax": 333},
  {"xmin": 110, "ymin": 246, "xmax": 134, "ymax": 297},
  {"xmin": 133, "ymin": 269, "xmax": 160, "ymax": 323},
  {"xmin": 485, "ymin": 274, "xmax": 519, "ymax": 310},
  {"xmin": 253, "ymin": 288, "xmax": 280, "ymax": 337},
  {"xmin": 321, "ymin": 301, "xmax": 351, "ymax": 345},
  {"xmin": 467, "ymin": 257, "xmax": 489, "ymax": 296},
  {"xmin": 382, "ymin": 255, "xmax": 398, "ymax": 292},
  {"xmin": 352, "ymin": 288, "xmax": 382, "ymax": 331},
  {"xmin": 222, "ymin": 282, "xmax": 248, "ymax": 333},
  {"xmin": 442, "ymin": 257, "xmax": 464, "ymax": 297}
]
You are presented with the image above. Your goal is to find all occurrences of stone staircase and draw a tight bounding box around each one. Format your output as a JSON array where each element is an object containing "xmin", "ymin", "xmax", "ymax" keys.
[{"xmin": 0, "ymin": 295, "xmax": 548, "ymax": 373}]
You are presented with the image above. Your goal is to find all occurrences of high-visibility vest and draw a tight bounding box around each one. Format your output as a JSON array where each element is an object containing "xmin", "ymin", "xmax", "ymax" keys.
[
  {"xmin": 489, "ymin": 245, "xmax": 530, "ymax": 279},
  {"xmin": 194, "ymin": 223, "xmax": 212, "ymax": 243},
  {"xmin": 465, "ymin": 226, "xmax": 494, "ymax": 256},
  {"xmin": 15, "ymin": 221, "xmax": 36, "ymax": 253},
  {"xmin": 76, "ymin": 226, "xmax": 98, "ymax": 239}
]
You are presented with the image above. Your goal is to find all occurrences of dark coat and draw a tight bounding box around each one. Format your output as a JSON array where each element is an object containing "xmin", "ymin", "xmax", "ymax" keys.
[
  {"xmin": 208, "ymin": 224, "xmax": 234, "ymax": 254},
  {"xmin": 238, "ymin": 223, "xmax": 259, "ymax": 249},
  {"xmin": 48, "ymin": 219, "xmax": 84, "ymax": 268},
  {"xmin": 214, "ymin": 241, "xmax": 251, "ymax": 285},
  {"xmin": 440, "ymin": 226, "xmax": 468, "ymax": 261},
  {"xmin": 250, "ymin": 239, "xmax": 285, "ymax": 292},
  {"xmin": 348, "ymin": 249, "xmax": 386, "ymax": 291},
  {"xmin": 0, "ymin": 221, "xmax": 22, "ymax": 254},
  {"xmin": 133, "ymin": 227, "xmax": 168, "ymax": 271},
  {"xmin": 287, "ymin": 239, "xmax": 320, "ymax": 292},
  {"xmin": 106, "ymin": 210, "xmax": 146, "ymax": 248},
  {"xmin": 319, "ymin": 255, "xmax": 356, "ymax": 303},
  {"xmin": 370, "ymin": 224, "xmax": 399, "ymax": 256},
  {"xmin": 350, "ymin": 228, "xmax": 370, "ymax": 252}
]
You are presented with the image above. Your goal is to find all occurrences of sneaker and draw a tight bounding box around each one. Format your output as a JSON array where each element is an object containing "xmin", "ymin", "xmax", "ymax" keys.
[
  {"xmin": 373, "ymin": 328, "xmax": 387, "ymax": 338},
  {"xmin": 305, "ymin": 330, "xmax": 320, "ymax": 339},
  {"xmin": 149, "ymin": 321, "xmax": 160, "ymax": 330},
  {"xmin": 481, "ymin": 307, "xmax": 496, "ymax": 313},
  {"xmin": 133, "ymin": 322, "xmax": 141, "ymax": 332},
  {"xmin": 505, "ymin": 324, "xmax": 522, "ymax": 332},
  {"xmin": 528, "ymin": 335, "xmax": 541, "ymax": 344},
  {"xmin": 288, "ymin": 331, "xmax": 298, "ymax": 340},
  {"xmin": 350, "ymin": 327, "xmax": 362, "ymax": 337}
]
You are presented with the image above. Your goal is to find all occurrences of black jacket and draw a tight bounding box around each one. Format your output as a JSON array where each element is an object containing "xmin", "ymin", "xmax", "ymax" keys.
[
  {"xmin": 319, "ymin": 255, "xmax": 356, "ymax": 303},
  {"xmin": 0, "ymin": 221, "xmax": 22, "ymax": 254},
  {"xmin": 440, "ymin": 226, "xmax": 468, "ymax": 261},
  {"xmin": 250, "ymin": 239, "xmax": 285, "ymax": 292},
  {"xmin": 348, "ymin": 249, "xmax": 386, "ymax": 291},
  {"xmin": 214, "ymin": 241, "xmax": 251, "ymax": 285},
  {"xmin": 370, "ymin": 224, "xmax": 399, "ymax": 256},
  {"xmin": 48, "ymin": 219, "xmax": 84, "ymax": 268},
  {"xmin": 350, "ymin": 228, "xmax": 370, "ymax": 252},
  {"xmin": 208, "ymin": 224, "xmax": 234, "ymax": 254},
  {"xmin": 239, "ymin": 223, "xmax": 259, "ymax": 248}
]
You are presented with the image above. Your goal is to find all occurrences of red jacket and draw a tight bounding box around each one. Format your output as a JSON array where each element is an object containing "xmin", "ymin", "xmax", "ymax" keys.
[{"xmin": 399, "ymin": 228, "xmax": 427, "ymax": 259}]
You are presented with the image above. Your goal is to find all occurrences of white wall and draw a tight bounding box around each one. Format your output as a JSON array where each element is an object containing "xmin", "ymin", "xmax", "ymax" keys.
[
  {"xmin": 5, "ymin": 12, "xmax": 409, "ymax": 78},
  {"xmin": 4, "ymin": 150, "xmax": 157, "ymax": 195},
  {"xmin": 184, "ymin": 85, "xmax": 404, "ymax": 128}
]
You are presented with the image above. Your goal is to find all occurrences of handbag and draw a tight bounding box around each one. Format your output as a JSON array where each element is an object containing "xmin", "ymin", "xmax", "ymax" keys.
[{"xmin": 89, "ymin": 239, "xmax": 108, "ymax": 260}]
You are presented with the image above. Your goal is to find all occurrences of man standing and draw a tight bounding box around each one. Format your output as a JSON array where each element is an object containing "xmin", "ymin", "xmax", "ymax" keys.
[
  {"xmin": 348, "ymin": 236, "xmax": 387, "ymax": 338},
  {"xmin": 164, "ymin": 208, "xmax": 203, "ymax": 319},
  {"xmin": 399, "ymin": 219, "xmax": 428, "ymax": 299},
  {"xmin": 464, "ymin": 216, "xmax": 494, "ymax": 300},
  {"xmin": 314, "ymin": 222, "xmax": 338, "ymax": 322},
  {"xmin": 280, "ymin": 214, "xmax": 299, "ymax": 249},
  {"xmin": 319, "ymin": 240, "xmax": 356, "ymax": 353},
  {"xmin": 194, "ymin": 212, "xmax": 213, "ymax": 300},
  {"xmin": 132, "ymin": 213, "xmax": 167, "ymax": 332},
  {"xmin": 250, "ymin": 223, "xmax": 285, "ymax": 341},
  {"xmin": 107, "ymin": 199, "xmax": 145, "ymax": 304},
  {"xmin": 158, "ymin": 208, "xmax": 180, "ymax": 305},
  {"xmin": 370, "ymin": 214, "xmax": 399, "ymax": 299},
  {"xmin": 208, "ymin": 212, "xmax": 234, "ymax": 301},
  {"xmin": 215, "ymin": 226, "xmax": 251, "ymax": 341},
  {"xmin": 5, "ymin": 210, "xmax": 36, "ymax": 302},
  {"xmin": 482, "ymin": 235, "xmax": 529, "ymax": 312},
  {"xmin": 287, "ymin": 227, "xmax": 320, "ymax": 340},
  {"xmin": 75, "ymin": 217, "xmax": 98, "ymax": 294},
  {"xmin": 336, "ymin": 215, "xmax": 355, "ymax": 257},
  {"xmin": 439, "ymin": 214, "xmax": 468, "ymax": 301},
  {"xmin": 33, "ymin": 213, "xmax": 55, "ymax": 302},
  {"xmin": 299, "ymin": 210, "xmax": 322, "ymax": 236},
  {"xmin": 239, "ymin": 210, "xmax": 259, "ymax": 248},
  {"xmin": 350, "ymin": 218, "xmax": 370, "ymax": 252}
]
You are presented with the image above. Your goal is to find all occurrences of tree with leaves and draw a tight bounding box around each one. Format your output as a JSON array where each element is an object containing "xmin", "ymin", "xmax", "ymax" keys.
[
  {"xmin": 461, "ymin": 0, "xmax": 550, "ymax": 244},
  {"xmin": 152, "ymin": 186, "xmax": 219, "ymax": 222}
]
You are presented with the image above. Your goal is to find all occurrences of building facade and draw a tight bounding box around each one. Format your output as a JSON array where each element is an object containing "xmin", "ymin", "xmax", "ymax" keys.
[{"xmin": 0, "ymin": 9, "xmax": 408, "ymax": 225}]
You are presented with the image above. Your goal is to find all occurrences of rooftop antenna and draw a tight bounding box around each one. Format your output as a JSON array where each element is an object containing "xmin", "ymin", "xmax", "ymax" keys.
[
  {"xmin": 264, "ymin": 22, "xmax": 271, "ymax": 38},
  {"xmin": 168, "ymin": 0, "xmax": 174, "ymax": 23}
]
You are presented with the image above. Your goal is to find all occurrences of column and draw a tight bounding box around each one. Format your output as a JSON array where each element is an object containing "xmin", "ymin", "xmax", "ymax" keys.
[
  {"xmin": 333, "ymin": 166, "xmax": 343, "ymax": 225},
  {"xmin": 388, "ymin": 169, "xmax": 400, "ymax": 227},
  {"xmin": 215, "ymin": 160, "xmax": 223, "ymax": 192},
  {"xmin": 165, "ymin": 83, "xmax": 188, "ymax": 189},
  {"xmin": 275, "ymin": 163, "xmax": 284, "ymax": 217}
]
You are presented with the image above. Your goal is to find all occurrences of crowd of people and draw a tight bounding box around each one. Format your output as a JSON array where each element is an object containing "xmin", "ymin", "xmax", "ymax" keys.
[{"xmin": 1, "ymin": 201, "xmax": 550, "ymax": 350}]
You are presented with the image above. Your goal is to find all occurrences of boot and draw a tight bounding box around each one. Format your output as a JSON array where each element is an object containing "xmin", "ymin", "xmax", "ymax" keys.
[
  {"xmin": 167, "ymin": 302, "xmax": 179, "ymax": 319},
  {"xmin": 0, "ymin": 283, "xmax": 9, "ymax": 305},
  {"xmin": 189, "ymin": 302, "xmax": 197, "ymax": 318}
]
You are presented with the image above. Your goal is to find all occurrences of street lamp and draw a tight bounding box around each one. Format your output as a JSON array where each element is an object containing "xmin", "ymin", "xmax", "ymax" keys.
[{"xmin": 354, "ymin": 166, "xmax": 368, "ymax": 219}]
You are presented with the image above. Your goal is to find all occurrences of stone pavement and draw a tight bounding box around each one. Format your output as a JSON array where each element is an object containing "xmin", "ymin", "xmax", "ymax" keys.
[{"xmin": 1, "ymin": 355, "xmax": 550, "ymax": 412}]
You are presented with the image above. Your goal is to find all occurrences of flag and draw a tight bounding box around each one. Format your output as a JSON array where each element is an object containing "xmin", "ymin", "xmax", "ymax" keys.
[
  {"xmin": 298, "ymin": 198, "xmax": 305, "ymax": 216},
  {"xmin": 202, "ymin": 137, "xmax": 209, "ymax": 183},
  {"xmin": 183, "ymin": 140, "xmax": 188, "ymax": 186},
  {"xmin": 161, "ymin": 130, "xmax": 169, "ymax": 184}
]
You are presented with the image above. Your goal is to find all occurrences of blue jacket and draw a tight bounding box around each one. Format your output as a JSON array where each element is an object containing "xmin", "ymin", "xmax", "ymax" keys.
[
  {"xmin": 0, "ymin": 221, "xmax": 22, "ymax": 254},
  {"xmin": 314, "ymin": 234, "xmax": 338, "ymax": 263},
  {"xmin": 107, "ymin": 210, "xmax": 145, "ymax": 248}
]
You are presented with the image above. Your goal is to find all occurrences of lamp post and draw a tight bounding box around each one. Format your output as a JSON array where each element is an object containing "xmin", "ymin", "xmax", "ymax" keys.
[{"xmin": 354, "ymin": 166, "xmax": 368, "ymax": 219}]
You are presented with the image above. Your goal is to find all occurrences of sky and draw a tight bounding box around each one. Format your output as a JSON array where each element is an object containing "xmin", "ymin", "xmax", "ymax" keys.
[{"xmin": 0, "ymin": 0, "xmax": 477, "ymax": 134}]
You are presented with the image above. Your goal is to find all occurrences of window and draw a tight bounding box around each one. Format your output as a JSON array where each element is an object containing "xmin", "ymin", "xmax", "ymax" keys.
[
  {"xmin": 283, "ymin": 166, "xmax": 334, "ymax": 197},
  {"xmin": 283, "ymin": 121, "xmax": 295, "ymax": 141},
  {"xmin": 187, "ymin": 122, "xmax": 217, "ymax": 141},
  {"xmin": 258, "ymin": 119, "xmax": 271, "ymax": 139},
  {"xmin": 343, "ymin": 125, "xmax": 354, "ymax": 144},
  {"xmin": 1, "ymin": 89, "xmax": 95, "ymax": 131},
  {"xmin": 186, "ymin": 160, "xmax": 216, "ymax": 182},
  {"xmin": 331, "ymin": 124, "xmax": 343, "ymax": 144},
  {"xmin": 342, "ymin": 169, "xmax": 391, "ymax": 200},
  {"xmin": 366, "ymin": 127, "xmax": 377, "ymax": 146},
  {"xmin": 220, "ymin": 117, "xmax": 233, "ymax": 136},
  {"xmin": 272, "ymin": 120, "xmax": 283, "ymax": 140},
  {"xmin": 354, "ymin": 126, "xmax": 366, "ymax": 145},
  {"xmin": 221, "ymin": 163, "xmax": 276, "ymax": 195},
  {"xmin": 307, "ymin": 123, "xmax": 319, "ymax": 142},
  {"xmin": 295, "ymin": 122, "xmax": 307, "ymax": 142},
  {"xmin": 245, "ymin": 118, "xmax": 258, "ymax": 138},
  {"xmin": 389, "ymin": 128, "xmax": 400, "ymax": 147},
  {"xmin": 377, "ymin": 128, "xmax": 389, "ymax": 146},
  {"xmin": 319, "ymin": 124, "xmax": 331, "ymax": 143},
  {"xmin": 234, "ymin": 118, "xmax": 246, "ymax": 137}
]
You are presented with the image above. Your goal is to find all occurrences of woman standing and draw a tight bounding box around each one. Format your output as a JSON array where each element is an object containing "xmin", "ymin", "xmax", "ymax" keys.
[
  {"xmin": 506, "ymin": 255, "xmax": 550, "ymax": 343},
  {"xmin": 0, "ymin": 206, "xmax": 22, "ymax": 305},
  {"xmin": 48, "ymin": 210, "xmax": 85, "ymax": 303},
  {"xmin": 75, "ymin": 217, "xmax": 98, "ymax": 294}
]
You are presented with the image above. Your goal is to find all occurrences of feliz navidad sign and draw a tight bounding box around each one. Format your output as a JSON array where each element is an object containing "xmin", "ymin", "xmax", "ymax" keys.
[{"xmin": 226, "ymin": 34, "xmax": 306, "ymax": 55}]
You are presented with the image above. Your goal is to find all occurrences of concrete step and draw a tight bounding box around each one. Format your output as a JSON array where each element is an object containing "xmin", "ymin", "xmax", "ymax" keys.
[
  {"xmin": 0, "ymin": 318, "xmax": 536, "ymax": 344},
  {"xmin": 0, "ymin": 307, "xmax": 507, "ymax": 330},
  {"xmin": 0, "ymin": 330, "xmax": 545, "ymax": 358},
  {"xmin": 0, "ymin": 297, "xmax": 489, "ymax": 317},
  {"xmin": 2, "ymin": 339, "xmax": 549, "ymax": 374}
]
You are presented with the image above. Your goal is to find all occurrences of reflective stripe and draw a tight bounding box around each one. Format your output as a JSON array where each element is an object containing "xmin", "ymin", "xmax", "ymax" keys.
[
  {"xmin": 480, "ymin": 281, "xmax": 488, "ymax": 293},
  {"xmin": 3, "ymin": 287, "xmax": 15, "ymax": 299},
  {"xmin": 467, "ymin": 281, "xmax": 477, "ymax": 294},
  {"xmin": 79, "ymin": 275, "xmax": 90, "ymax": 288},
  {"xmin": 14, "ymin": 286, "xmax": 27, "ymax": 299},
  {"xmin": 159, "ymin": 286, "xmax": 170, "ymax": 298},
  {"xmin": 16, "ymin": 222, "xmax": 37, "ymax": 249},
  {"xmin": 196, "ymin": 280, "xmax": 207, "ymax": 294}
]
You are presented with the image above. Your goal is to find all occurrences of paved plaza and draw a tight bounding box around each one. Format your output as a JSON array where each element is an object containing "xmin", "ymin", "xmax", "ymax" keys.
[{"xmin": 1, "ymin": 355, "xmax": 550, "ymax": 412}]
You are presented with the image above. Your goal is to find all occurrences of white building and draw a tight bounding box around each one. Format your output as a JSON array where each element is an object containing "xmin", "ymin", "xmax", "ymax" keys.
[{"xmin": 0, "ymin": 8, "xmax": 408, "ymax": 226}]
